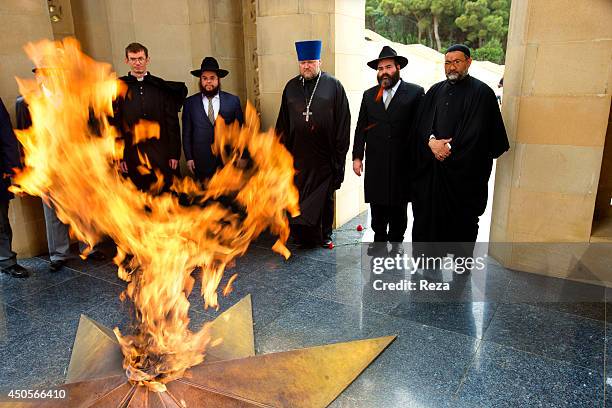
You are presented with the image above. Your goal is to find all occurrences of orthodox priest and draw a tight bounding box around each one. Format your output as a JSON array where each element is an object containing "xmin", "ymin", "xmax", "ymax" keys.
[
  {"xmin": 275, "ymin": 40, "xmax": 351, "ymax": 248},
  {"xmin": 412, "ymin": 44, "xmax": 509, "ymax": 260}
]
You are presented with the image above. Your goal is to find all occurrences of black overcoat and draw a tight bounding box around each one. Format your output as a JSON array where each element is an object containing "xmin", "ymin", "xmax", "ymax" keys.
[
  {"xmin": 0, "ymin": 98, "xmax": 21, "ymax": 202},
  {"xmin": 352, "ymin": 80, "xmax": 424, "ymax": 205}
]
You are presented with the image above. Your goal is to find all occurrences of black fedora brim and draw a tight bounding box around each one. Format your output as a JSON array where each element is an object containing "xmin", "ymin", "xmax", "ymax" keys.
[
  {"xmin": 190, "ymin": 68, "xmax": 229, "ymax": 78},
  {"xmin": 367, "ymin": 55, "xmax": 408, "ymax": 70}
]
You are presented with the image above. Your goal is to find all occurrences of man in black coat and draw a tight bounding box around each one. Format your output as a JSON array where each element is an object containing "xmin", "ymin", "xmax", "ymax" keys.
[
  {"xmin": 0, "ymin": 98, "xmax": 30, "ymax": 278},
  {"xmin": 352, "ymin": 46, "xmax": 424, "ymax": 253},
  {"xmin": 412, "ymin": 44, "xmax": 509, "ymax": 261},
  {"xmin": 114, "ymin": 42, "xmax": 187, "ymax": 192}
]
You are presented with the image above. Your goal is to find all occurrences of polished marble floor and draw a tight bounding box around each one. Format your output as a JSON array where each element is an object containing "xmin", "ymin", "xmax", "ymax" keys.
[{"xmin": 0, "ymin": 212, "xmax": 609, "ymax": 407}]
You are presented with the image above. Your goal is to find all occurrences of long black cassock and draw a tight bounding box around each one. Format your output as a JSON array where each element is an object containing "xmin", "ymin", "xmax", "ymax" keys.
[
  {"xmin": 412, "ymin": 75, "xmax": 509, "ymax": 245},
  {"xmin": 275, "ymin": 72, "xmax": 351, "ymax": 243}
]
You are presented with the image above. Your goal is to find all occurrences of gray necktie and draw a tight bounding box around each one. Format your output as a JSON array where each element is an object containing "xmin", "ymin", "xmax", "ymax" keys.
[
  {"xmin": 384, "ymin": 89, "xmax": 394, "ymax": 110},
  {"xmin": 208, "ymin": 98, "xmax": 215, "ymax": 124}
]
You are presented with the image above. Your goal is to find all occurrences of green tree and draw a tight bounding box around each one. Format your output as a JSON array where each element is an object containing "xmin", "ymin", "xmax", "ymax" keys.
[
  {"xmin": 455, "ymin": 0, "xmax": 509, "ymax": 47},
  {"xmin": 472, "ymin": 37, "xmax": 504, "ymax": 63},
  {"xmin": 365, "ymin": 0, "xmax": 512, "ymax": 63},
  {"xmin": 430, "ymin": 0, "xmax": 461, "ymax": 50}
]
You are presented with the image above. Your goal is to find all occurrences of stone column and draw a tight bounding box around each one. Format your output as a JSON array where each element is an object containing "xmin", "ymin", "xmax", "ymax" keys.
[
  {"xmin": 490, "ymin": 0, "xmax": 612, "ymax": 284},
  {"xmin": 242, "ymin": 0, "xmax": 260, "ymax": 112},
  {"xmin": 256, "ymin": 0, "xmax": 366, "ymax": 227}
]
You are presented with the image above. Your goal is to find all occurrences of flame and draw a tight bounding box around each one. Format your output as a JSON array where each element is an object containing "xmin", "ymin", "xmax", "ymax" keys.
[
  {"xmin": 133, "ymin": 119, "xmax": 160, "ymax": 144},
  {"xmin": 12, "ymin": 38, "xmax": 299, "ymax": 390}
]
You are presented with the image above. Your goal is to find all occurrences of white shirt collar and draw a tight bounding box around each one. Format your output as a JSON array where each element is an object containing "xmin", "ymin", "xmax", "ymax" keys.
[{"xmin": 202, "ymin": 93, "xmax": 220, "ymax": 101}]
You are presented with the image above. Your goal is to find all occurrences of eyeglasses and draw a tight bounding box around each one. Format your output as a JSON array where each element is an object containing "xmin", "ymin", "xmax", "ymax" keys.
[
  {"xmin": 128, "ymin": 57, "xmax": 146, "ymax": 63},
  {"xmin": 444, "ymin": 59, "xmax": 467, "ymax": 66}
]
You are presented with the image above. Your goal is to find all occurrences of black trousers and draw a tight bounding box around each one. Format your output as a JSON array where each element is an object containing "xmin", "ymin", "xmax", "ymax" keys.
[
  {"xmin": 412, "ymin": 203, "xmax": 479, "ymax": 259},
  {"xmin": 0, "ymin": 200, "xmax": 17, "ymax": 268},
  {"xmin": 370, "ymin": 203, "xmax": 408, "ymax": 243}
]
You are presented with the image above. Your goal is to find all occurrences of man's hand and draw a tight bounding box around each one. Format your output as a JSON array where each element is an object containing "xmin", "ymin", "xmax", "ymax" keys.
[
  {"xmin": 187, "ymin": 160, "xmax": 195, "ymax": 173},
  {"xmin": 119, "ymin": 160, "xmax": 128, "ymax": 173},
  {"xmin": 353, "ymin": 158, "xmax": 363, "ymax": 176},
  {"xmin": 169, "ymin": 159, "xmax": 178, "ymax": 170},
  {"xmin": 428, "ymin": 138, "xmax": 452, "ymax": 161}
]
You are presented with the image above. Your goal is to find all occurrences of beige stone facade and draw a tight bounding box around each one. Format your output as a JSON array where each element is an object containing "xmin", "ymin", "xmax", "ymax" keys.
[{"xmin": 490, "ymin": 0, "xmax": 612, "ymax": 285}]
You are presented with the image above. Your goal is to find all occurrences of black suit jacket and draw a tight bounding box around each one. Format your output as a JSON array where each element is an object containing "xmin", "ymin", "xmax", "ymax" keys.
[
  {"xmin": 352, "ymin": 80, "xmax": 424, "ymax": 205},
  {"xmin": 182, "ymin": 91, "xmax": 243, "ymax": 180},
  {"xmin": 0, "ymin": 98, "xmax": 21, "ymax": 202}
]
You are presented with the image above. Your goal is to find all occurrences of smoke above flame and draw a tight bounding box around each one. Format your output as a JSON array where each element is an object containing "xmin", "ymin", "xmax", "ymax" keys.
[{"xmin": 12, "ymin": 38, "xmax": 299, "ymax": 390}]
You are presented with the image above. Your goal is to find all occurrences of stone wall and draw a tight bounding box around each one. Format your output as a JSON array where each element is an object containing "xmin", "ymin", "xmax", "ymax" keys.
[{"xmin": 489, "ymin": 0, "xmax": 612, "ymax": 284}]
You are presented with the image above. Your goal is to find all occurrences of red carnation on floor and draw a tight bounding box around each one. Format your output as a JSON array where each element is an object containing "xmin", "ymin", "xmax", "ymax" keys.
[{"xmin": 356, "ymin": 224, "xmax": 363, "ymax": 231}]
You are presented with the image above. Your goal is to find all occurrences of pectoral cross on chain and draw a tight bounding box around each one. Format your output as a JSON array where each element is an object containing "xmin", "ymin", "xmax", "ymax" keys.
[{"xmin": 302, "ymin": 107, "xmax": 312, "ymax": 122}]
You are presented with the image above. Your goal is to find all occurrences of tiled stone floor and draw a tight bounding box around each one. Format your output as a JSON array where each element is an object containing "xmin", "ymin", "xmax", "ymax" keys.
[{"xmin": 0, "ymin": 212, "xmax": 609, "ymax": 407}]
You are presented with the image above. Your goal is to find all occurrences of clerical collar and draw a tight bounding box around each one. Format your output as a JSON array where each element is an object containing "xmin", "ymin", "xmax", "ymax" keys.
[{"xmin": 129, "ymin": 72, "xmax": 149, "ymax": 81}]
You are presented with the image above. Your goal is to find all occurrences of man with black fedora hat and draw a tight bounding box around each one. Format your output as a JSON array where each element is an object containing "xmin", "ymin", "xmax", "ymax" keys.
[
  {"xmin": 182, "ymin": 56, "xmax": 243, "ymax": 181},
  {"xmin": 353, "ymin": 45, "xmax": 424, "ymax": 254},
  {"xmin": 114, "ymin": 42, "xmax": 187, "ymax": 192}
]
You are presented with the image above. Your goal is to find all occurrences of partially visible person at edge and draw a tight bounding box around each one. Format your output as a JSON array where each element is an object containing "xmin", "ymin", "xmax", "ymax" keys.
[{"xmin": 0, "ymin": 97, "xmax": 30, "ymax": 278}]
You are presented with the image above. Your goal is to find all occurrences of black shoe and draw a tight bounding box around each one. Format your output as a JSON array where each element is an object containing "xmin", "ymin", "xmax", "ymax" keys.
[
  {"xmin": 87, "ymin": 251, "xmax": 107, "ymax": 261},
  {"xmin": 389, "ymin": 243, "xmax": 404, "ymax": 256},
  {"xmin": 321, "ymin": 238, "xmax": 333, "ymax": 248},
  {"xmin": 1, "ymin": 264, "xmax": 30, "ymax": 278},
  {"xmin": 49, "ymin": 259, "xmax": 66, "ymax": 272},
  {"xmin": 367, "ymin": 242, "xmax": 388, "ymax": 256}
]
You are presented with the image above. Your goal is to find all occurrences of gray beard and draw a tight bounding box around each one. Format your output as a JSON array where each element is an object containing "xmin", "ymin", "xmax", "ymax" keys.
[
  {"xmin": 446, "ymin": 71, "xmax": 468, "ymax": 84},
  {"xmin": 302, "ymin": 69, "xmax": 320, "ymax": 81}
]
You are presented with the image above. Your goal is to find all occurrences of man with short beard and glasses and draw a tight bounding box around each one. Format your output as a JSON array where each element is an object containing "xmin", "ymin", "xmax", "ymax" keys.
[
  {"xmin": 275, "ymin": 40, "xmax": 351, "ymax": 249},
  {"xmin": 182, "ymin": 57, "xmax": 243, "ymax": 181},
  {"xmin": 352, "ymin": 46, "xmax": 424, "ymax": 255},
  {"xmin": 412, "ymin": 44, "xmax": 509, "ymax": 264}
]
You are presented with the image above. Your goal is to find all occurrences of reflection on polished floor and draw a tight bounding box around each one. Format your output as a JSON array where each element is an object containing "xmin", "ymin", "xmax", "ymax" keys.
[{"xmin": 0, "ymin": 212, "xmax": 609, "ymax": 407}]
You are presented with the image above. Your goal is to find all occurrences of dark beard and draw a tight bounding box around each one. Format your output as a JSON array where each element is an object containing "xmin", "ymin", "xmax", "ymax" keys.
[
  {"xmin": 377, "ymin": 69, "xmax": 400, "ymax": 89},
  {"xmin": 199, "ymin": 82, "xmax": 221, "ymax": 97}
]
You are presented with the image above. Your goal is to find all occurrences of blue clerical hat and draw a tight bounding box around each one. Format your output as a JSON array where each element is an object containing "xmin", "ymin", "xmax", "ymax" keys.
[{"xmin": 295, "ymin": 40, "xmax": 322, "ymax": 61}]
